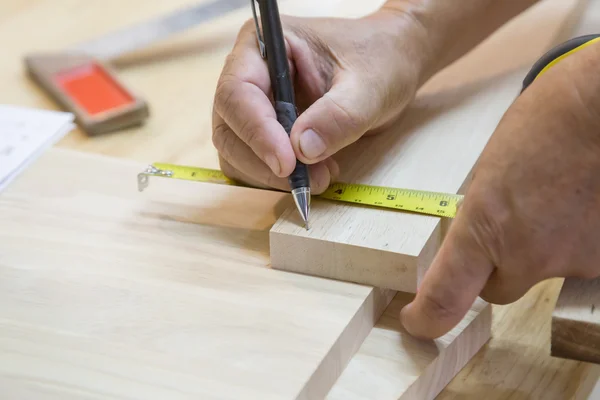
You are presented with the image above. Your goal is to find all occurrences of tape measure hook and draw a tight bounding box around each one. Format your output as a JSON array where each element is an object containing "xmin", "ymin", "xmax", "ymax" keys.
[{"xmin": 137, "ymin": 164, "xmax": 173, "ymax": 192}]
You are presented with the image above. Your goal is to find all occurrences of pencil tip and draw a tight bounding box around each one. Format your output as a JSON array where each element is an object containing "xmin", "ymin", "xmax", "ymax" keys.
[{"xmin": 292, "ymin": 187, "xmax": 311, "ymax": 230}]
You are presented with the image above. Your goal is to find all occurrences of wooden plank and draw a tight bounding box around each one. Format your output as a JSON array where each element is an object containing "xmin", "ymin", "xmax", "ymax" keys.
[
  {"xmin": 439, "ymin": 279, "xmax": 598, "ymax": 400},
  {"xmin": 269, "ymin": 71, "xmax": 519, "ymax": 292},
  {"xmin": 1, "ymin": 0, "xmax": 596, "ymax": 398},
  {"xmin": 270, "ymin": 0, "xmax": 582, "ymax": 292},
  {"xmin": 0, "ymin": 148, "xmax": 394, "ymax": 400},
  {"xmin": 573, "ymin": 364, "xmax": 600, "ymax": 400},
  {"xmin": 552, "ymin": 278, "xmax": 600, "ymax": 365},
  {"xmin": 328, "ymin": 295, "xmax": 492, "ymax": 400}
]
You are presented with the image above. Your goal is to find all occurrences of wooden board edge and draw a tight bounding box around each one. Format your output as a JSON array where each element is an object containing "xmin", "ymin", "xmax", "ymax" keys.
[
  {"xmin": 551, "ymin": 277, "xmax": 600, "ymax": 365},
  {"xmin": 326, "ymin": 296, "xmax": 492, "ymax": 400},
  {"xmin": 573, "ymin": 364, "xmax": 600, "ymax": 400},
  {"xmin": 297, "ymin": 288, "xmax": 397, "ymax": 400},
  {"xmin": 404, "ymin": 301, "xmax": 492, "ymax": 399},
  {"xmin": 551, "ymin": 315, "xmax": 600, "ymax": 365},
  {"xmin": 270, "ymin": 217, "xmax": 421, "ymax": 293}
]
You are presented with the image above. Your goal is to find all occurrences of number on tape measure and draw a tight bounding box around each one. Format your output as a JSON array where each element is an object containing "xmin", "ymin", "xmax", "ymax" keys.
[
  {"xmin": 319, "ymin": 183, "xmax": 462, "ymax": 218},
  {"xmin": 138, "ymin": 163, "xmax": 463, "ymax": 218}
]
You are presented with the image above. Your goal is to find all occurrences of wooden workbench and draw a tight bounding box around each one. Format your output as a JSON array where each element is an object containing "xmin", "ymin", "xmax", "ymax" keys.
[{"xmin": 1, "ymin": 0, "xmax": 599, "ymax": 398}]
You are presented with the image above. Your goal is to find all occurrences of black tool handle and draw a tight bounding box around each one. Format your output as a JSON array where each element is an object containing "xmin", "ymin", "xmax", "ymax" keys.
[
  {"xmin": 275, "ymin": 101, "xmax": 310, "ymax": 189},
  {"xmin": 257, "ymin": 0, "xmax": 293, "ymax": 103},
  {"xmin": 258, "ymin": 0, "xmax": 310, "ymax": 191},
  {"xmin": 522, "ymin": 34, "xmax": 600, "ymax": 92}
]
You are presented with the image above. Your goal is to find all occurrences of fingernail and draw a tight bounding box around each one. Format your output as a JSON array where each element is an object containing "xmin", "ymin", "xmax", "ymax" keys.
[
  {"xmin": 265, "ymin": 154, "xmax": 281, "ymax": 176},
  {"xmin": 299, "ymin": 129, "xmax": 326, "ymax": 160}
]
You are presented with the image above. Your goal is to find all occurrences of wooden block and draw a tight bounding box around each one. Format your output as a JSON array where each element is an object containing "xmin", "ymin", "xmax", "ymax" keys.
[
  {"xmin": 270, "ymin": 70, "xmax": 521, "ymax": 292},
  {"xmin": 327, "ymin": 295, "xmax": 492, "ymax": 400},
  {"xmin": 552, "ymin": 278, "xmax": 600, "ymax": 365},
  {"xmin": 0, "ymin": 148, "xmax": 394, "ymax": 400},
  {"xmin": 270, "ymin": 0, "xmax": 586, "ymax": 292}
]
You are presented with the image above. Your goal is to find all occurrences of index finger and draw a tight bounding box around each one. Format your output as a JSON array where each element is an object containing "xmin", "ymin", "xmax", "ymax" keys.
[
  {"xmin": 213, "ymin": 22, "xmax": 297, "ymax": 177},
  {"xmin": 400, "ymin": 201, "xmax": 495, "ymax": 339}
]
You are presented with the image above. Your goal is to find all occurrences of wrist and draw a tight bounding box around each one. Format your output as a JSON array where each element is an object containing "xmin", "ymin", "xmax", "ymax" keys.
[
  {"xmin": 369, "ymin": 0, "xmax": 540, "ymax": 86},
  {"xmin": 364, "ymin": 4, "xmax": 437, "ymax": 89}
]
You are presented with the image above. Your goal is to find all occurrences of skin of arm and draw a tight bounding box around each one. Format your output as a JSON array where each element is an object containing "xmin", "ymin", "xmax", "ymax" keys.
[{"xmin": 379, "ymin": 0, "xmax": 541, "ymax": 84}]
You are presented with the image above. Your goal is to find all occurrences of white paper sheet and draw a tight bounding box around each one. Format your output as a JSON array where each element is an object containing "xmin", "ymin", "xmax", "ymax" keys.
[{"xmin": 0, "ymin": 105, "xmax": 75, "ymax": 192}]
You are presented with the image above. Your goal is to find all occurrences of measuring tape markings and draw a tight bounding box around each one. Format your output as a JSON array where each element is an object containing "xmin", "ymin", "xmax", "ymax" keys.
[
  {"xmin": 320, "ymin": 183, "xmax": 463, "ymax": 218},
  {"xmin": 138, "ymin": 163, "xmax": 464, "ymax": 219}
]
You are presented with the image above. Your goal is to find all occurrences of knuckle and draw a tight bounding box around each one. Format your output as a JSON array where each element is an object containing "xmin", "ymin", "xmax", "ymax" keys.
[
  {"xmin": 241, "ymin": 121, "xmax": 262, "ymax": 148},
  {"xmin": 223, "ymin": 47, "xmax": 238, "ymax": 64},
  {"xmin": 230, "ymin": 19, "xmax": 258, "ymax": 50},
  {"xmin": 219, "ymin": 48, "xmax": 243, "ymax": 81},
  {"xmin": 255, "ymin": 158, "xmax": 281, "ymax": 188},
  {"xmin": 463, "ymin": 193, "xmax": 509, "ymax": 267},
  {"xmin": 319, "ymin": 96, "xmax": 371, "ymax": 152},
  {"xmin": 212, "ymin": 123, "xmax": 236, "ymax": 160},
  {"xmin": 218, "ymin": 156, "xmax": 239, "ymax": 180},
  {"xmin": 218, "ymin": 156, "xmax": 231, "ymax": 173},
  {"xmin": 325, "ymin": 93, "xmax": 368, "ymax": 137},
  {"xmin": 215, "ymin": 80, "xmax": 238, "ymax": 118},
  {"xmin": 421, "ymin": 292, "xmax": 461, "ymax": 322},
  {"xmin": 240, "ymin": 18, "xmax": 256, "ymax": 34},
  {"xmin": 236, "ymin": 114, "xmax": 274, "ymax": 155},
  {"xmin": 211, "ymin": 122, "xmax": 226, "ymax": 149}
]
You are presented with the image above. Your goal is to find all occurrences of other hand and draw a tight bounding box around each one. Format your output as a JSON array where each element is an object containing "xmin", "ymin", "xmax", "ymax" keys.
[{"xmin": 401, "ymin": 41, "xmax": 600, "ymax": 339}]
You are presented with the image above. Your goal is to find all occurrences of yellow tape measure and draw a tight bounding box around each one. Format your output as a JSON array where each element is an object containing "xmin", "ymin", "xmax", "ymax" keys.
[
  {"xmin": 135, "ymin": 36, "xmax": 600, "ymax": 221},
  {"xmin": 320, "ymin": 183, "xmax": 462, "ymax": 218},
  {"xmin": 138, "ymin": 163, "xmax": 463, "ymax": 218}
]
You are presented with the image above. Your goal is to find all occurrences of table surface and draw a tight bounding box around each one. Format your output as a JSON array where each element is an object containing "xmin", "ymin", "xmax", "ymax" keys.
[{"xmin": 1, "ymin": 0, "xmax": 598, "ymax": 398}]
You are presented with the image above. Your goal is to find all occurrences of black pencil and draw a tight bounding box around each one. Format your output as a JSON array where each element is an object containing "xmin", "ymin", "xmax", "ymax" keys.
[{"xmin": 253, "ymin": 0, "xmax": 311, "ymax": 229}]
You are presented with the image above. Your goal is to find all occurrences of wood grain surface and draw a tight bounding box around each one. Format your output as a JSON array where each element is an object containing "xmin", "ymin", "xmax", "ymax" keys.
[
  {"xmin": 0, "ymin": 146, "xmax": 490, "ymax": 399},
  {"xmin": 0, "ymin": 0, "xmax": 599, "ymax": 398},
  {"xmin": 0, "ymin": 148, "xmax": 394, "ymax": 399},
  {"xmin": 270, "ymin": 69, "xmax": 521, "ymax": 293},
  {"xmin": 553, "ymin": 278, "xmax": 600, "ymax": 365},
  {"xmin": 328, "ymin": 296, "xmax": 492, "ymax": 400}
]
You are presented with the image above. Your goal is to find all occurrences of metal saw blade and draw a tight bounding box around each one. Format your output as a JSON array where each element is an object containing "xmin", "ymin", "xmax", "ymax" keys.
[{"xmin": 71, "ymin": 0, "xmax": 249, "ymax": 60}]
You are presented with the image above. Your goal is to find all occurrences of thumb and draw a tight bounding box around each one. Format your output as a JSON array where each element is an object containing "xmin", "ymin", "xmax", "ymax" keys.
[
  {"xmin": 290, "ymin": 74, "xmax": 382, "ymax": 164},
  {"xmin": 400, "ymin": 198, "xmax": 495, "ymax": 339}
]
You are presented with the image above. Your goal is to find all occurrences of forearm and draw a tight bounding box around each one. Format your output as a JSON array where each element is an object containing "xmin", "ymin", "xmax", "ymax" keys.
[{"xmin": 379, "ymin": 0, "xmax": 540, "ymax": 83}]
